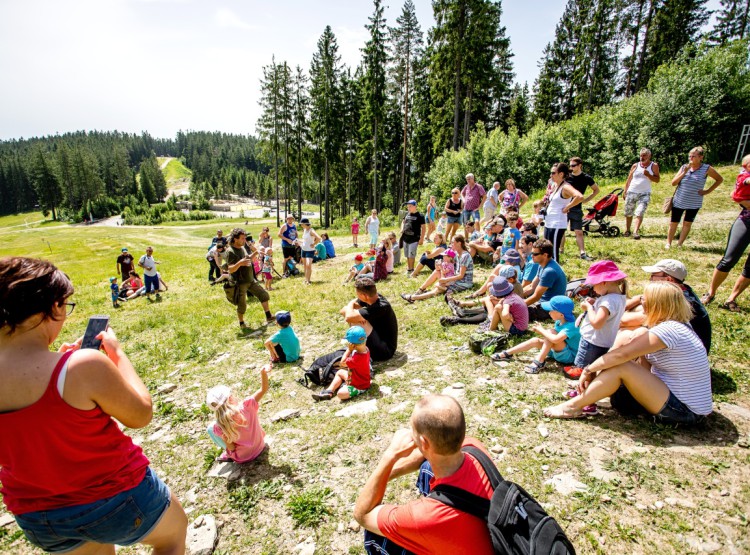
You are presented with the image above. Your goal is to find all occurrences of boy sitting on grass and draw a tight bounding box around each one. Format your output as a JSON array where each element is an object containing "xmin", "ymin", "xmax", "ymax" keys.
[
  {"xmin": 490, "ymin": 295, "xmax": 579, "ymax": 374},
  {"xmin": 264, "ymin": 311, "xmax": 300, "ymax": 363},
  {"xmin": 312, "ymin": 326, "xmax": 371, "ymax": 401}
]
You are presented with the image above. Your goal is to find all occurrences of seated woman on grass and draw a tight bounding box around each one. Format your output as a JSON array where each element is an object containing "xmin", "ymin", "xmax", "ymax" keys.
[
  {"xmin": 410, "ymin": 232, "xmax": 448, "ymax": 278},
  {"xmin": 544, "ymin": 281, "xmax": 712, "ymax": 424},
  {"xmin": 401, "ymin": 236, "xmax": 473, "ymax": 302}
]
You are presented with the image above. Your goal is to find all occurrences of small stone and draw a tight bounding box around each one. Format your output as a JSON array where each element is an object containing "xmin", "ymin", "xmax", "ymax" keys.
[
  {"xmin": 490, "ymin": 445, "xmax": 504, "ymax": 454},
  {"xmin": 738, "ymin": 437, "xmax": 749, "ymax": 448},
  {"xmin": 410, "ymin": 378, "xmax": 423, "ymax": 385},
  {"xmin": 649, "ymin": 462, "xmax": 656, "ymax": 470},
  {"xmin": 636, "ymin": 503, "xmax": 647, "ymax": 511},
  {"xmin": 544, "ymin": 473, "xmax": 588, "ymax": 496},
  {"xmin": 186, "ymin": 487, "xmax": 198, "ymax": 504},
  {"xmin": 379, "ymin": 385, "xmax": 392, "ymax": 396},
  {"xmin": 156, "ymin": 383, "xmax": 177, "ymax": 395},
  {"xmin": 348, "ymin": 519, "xmax": 361, "ymax": 532},
  {"xmin": 186, "ymin": 514, "xmax": 218, "ymax": 555},
  {"xmin": 271, "ymin": 408, "xmax": 301, "ymax": 423},
  {"xmin": 655, "ymin": 501, "xmax": 664, "ymax": 509},
  {"xmin": 0, "ymin": 513, "xmax": 15, "ymax": 527},
  {"xmin": 494, "ymin": 360, "xmax": 510, "ymax": 368},
  {"xmin": 388, "ymin": 401, "xmax": 410, "ymax": 414},
  {"xmin": 336, "ymin": 399, "xmax": 378, "ymax": 418},
  {"xmin": 283, "ymin": 485, "xmax": 293, "ymax": 492},
  {"xmin": 441, "ymin": 384, "xmax": 464, "ymax": 399},
  {"xmin": 452, "ymin": 382, "xmax": 465, "ymax": 389},
  {"xmin": 720, "ymin": 490, "xmax": 730, "ymax": 497},
  {"xmin": 537, "ymin": 425, "xmax": 549, "ymax": 438},
  {"xmin": 294, "ymin": 537, "xmax": 316, "ymax": 555},
  {"xmin": 521, "ymin": 408, "xmax": 531, "ymax": 418},
  {"xmin": 207, "ymin": 461, "xmax": 242, "ymax": 481},
  {"xmin": 336, "ymin": 522, "xmax": 345, "ymax": 533},
  {"xmin": 600, "ymin": 495, "xmax": 612, "ymax": 503},
  {"xmin": 700, "ymin": 541, "xmax": 723, "ymax": 553},
  {"xmin": 664, "ymin": 497, "xmax": 697, "ymax": 509}
]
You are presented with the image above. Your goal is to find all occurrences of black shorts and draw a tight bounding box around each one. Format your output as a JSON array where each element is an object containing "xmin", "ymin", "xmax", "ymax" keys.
[
  {"xmin": 282, "ymin": 246, "xmax": 297, "ymax": 259},
  {"xmin": 567, "ymin": 208, "xmax": 583, "ymax": 231},
  {"xmin": 670, "ymin": 206, "xmax": 700, "ymax": 223},
  {"xmin": 366, "ymin": 329, "xmax": 395, "ymax": 362}
]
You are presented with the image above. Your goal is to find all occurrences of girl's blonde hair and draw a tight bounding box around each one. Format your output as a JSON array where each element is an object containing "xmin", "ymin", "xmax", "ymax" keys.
[
  {"xmin": 742, "ymin": 154, "xmax": 750, "ymax": 166},
  {"xmin": 642, "ymin": 281, "xmax": 693, "ymax": 328},
  {"xmin": 611, "ymin": 278, "xmax": 629, "ymax": 296},
  {"xmin": 213, "ymin": 395, "xmax": 248, "ymax": 444},
  {"xmin": 433, "ymin": 232, "xmax": 445, "ymax": 245}
]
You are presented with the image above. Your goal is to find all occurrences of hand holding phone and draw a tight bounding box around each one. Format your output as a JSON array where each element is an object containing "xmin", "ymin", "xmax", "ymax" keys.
[{"xmin": 81, "ymin": 315, "xmax": 110, "ymax": 350}]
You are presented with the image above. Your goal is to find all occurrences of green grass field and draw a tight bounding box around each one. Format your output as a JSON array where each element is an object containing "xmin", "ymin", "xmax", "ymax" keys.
[{"xmin": 0, "ymin": 165, "xmax": 748, "ymax": 554}]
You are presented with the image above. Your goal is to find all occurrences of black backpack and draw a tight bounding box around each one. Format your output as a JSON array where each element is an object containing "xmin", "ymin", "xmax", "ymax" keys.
[
  {"xmin": 429, "ymin": 446, "xmax": 576, "ymax": 555},
  {"xmin": 300, "ymin": 349, "xmax": 346, "ymax": 387}
]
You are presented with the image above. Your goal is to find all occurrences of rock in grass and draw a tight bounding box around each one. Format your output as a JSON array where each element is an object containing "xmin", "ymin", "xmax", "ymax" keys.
[
  {"xmin": 336, "ymin": 399, "xmax": 377, "ymax": 418},
  {"xmin": 207, "ymin": 461, "xmax": 242, "ymax": 481},
  {"xmin": 186, "ymin": 514, "xmax": 218, "ymax": 555},
  {"xmin": 0, "ymin": 513, "xmax": 15, "ymax": 527},
  {"xmin": 270, "ymin": 408, "xmax": 301, "ymax": 423},
  {"xmin": 588, "ymin": 447, "xmax": 619, "ymax": 482},
  {"xmin": 156, "ymin": 383, "xmax": 177, "ymax": 395},
  {"xmin": 544, "ymin": 473, "xmax": 588, "ymax": 496},
  {"xmin": 537, "ymin": 424, "xmax": 549, "ymax": 438},
  {"xmin": 388, "ymin": 401, "xmax": 410, "ymax": 414},
  {"xmin": 294, "ymin": 537, "xmax": 316, "ymax": 555}
]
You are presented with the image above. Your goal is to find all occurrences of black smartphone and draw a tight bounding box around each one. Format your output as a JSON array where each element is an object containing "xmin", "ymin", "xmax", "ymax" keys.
[{"xmin": 81, "ymin": 315, "xmax": 110, "ymax": 350}]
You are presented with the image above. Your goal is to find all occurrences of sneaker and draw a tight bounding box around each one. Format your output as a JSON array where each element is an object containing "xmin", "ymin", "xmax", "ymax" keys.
[
  {"xmin": 239, "ymin": 321, "xmax": 247, "ymax": 329},
  {"xmin": 155, "ymin": 293, "xmax": 161, "ymax": 299},
  {"xmin": 633, "ymin": 233, "xmax": 641, "ymax": 240},
  {"xmin": 664, "ymin": 242, "xmax": 671, "ymax": 250},
  {"xmin": 580, "ymin": 253, "xmax": 594, "ymax": 261},
  {"xmin": 312, "ymin": 390, "xmax": 333, "ymax": 401}
]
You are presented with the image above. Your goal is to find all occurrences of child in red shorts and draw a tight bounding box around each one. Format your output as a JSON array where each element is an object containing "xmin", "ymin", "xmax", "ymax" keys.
[{"xmin": 312, "ymin": 326, "xmax": 371, "ymax": 401}]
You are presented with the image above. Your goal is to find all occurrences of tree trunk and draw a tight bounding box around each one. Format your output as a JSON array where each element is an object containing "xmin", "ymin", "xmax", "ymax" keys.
[
  {"xmin": 400, "ymin": 52, "xmax": 410, "ymax": 208},
  {"xmin": 451, "ymin": 2, "xmax": 467, "ymax": 150},
  {"xmin": 462, "ymin": 88, "xmax": 472, "ymax": 146},
  {"xmin": 372, "ymin": 118, "xmax": 379, "ymax": 211},
  {"xmin": 324, "ymin": 157, "xmax": 330, "ymax": 228},
  {"xmin": 625, "ymin": 0, "xmax": 646, "ymax": 97},
  {"xmin": 634, "ymin": 0, "xmax": 655, "ymax": 94}
]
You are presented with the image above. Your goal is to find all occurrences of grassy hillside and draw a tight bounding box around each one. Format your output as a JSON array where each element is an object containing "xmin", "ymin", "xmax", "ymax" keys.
[{"xmin": 0, "ymin": 165, "xmax": 748, "ymax": 554}]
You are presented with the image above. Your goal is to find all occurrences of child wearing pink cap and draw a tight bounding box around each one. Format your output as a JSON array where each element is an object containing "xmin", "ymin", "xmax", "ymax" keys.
[{"xmin": 439, "ymin": 249, "xmax": 457, "ymax": 279}]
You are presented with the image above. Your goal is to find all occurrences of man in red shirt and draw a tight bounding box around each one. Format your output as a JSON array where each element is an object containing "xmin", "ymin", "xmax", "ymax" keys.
[{"xmin": 354, "ymin": 395, "xmax": 495, "ymax": 555}]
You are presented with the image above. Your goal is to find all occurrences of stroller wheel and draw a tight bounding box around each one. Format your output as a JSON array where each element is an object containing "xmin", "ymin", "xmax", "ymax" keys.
[{"xmin": 608, "ymin": 226, "xmax": 621, "ymax": 238}]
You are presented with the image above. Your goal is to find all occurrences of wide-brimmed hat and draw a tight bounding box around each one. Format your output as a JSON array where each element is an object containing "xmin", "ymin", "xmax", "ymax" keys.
[
  {"xmin": 585, "ymin": 260, "xmax": 627, "ymax": 285},
  {"xmin": 442, "ymin": 248, "xmax": 457, "ymax": 258},
  {"xmin": 497, "ymin": 265, "xmax": 518, "ymax": 279},
  {"xmin": 490, "ymin": 276, "xmax": 513, "ymax": 297},
  {"xmin": 641, "ymin": 259, "xmax": 687, "ymax": 282},
  {"xmin": 206, "ymin": 385, "xmax": 231, "ymax": 410},
  {"xmin": 502, "ymin": 249, "xmax": 521, "ymax": 265},
  {"xmin": 541, "ymin": 295, "xmax": 576, "ymax": 322}
]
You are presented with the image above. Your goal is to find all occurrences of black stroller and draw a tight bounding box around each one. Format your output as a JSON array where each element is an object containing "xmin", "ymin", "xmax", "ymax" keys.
[{"xmin": 581, "ymin": 187, "xmax": 623, "ymax": 237}]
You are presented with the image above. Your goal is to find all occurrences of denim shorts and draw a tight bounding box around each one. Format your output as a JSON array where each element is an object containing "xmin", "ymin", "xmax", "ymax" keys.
[
  {"xmin": 15, "ymin": 467, "xmax": 171, "ymax": 553},
  {"xmin": 462, "ymin": 209, "xmax": 481, "ymax": 223},
  {"xmin": 610, "ymin": 386, "xmax": 707, "ymax": 426},
  {"xmin": 301, "ymin": 250, "xmax": 315, "ymax": 259},
  {"xmin": 144, "ymin": 274, "xmax": 159, "ymax": 294},
  {"xmin": 574, "ymin": 338, "xmax": 610, "ymax": 368},
  {"xmin": 447, "ymin": 215, "xmax": 462, "ymax": 224}
]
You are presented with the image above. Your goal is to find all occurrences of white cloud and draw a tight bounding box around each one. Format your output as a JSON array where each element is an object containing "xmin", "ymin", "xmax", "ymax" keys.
[{"xmin": 215, "ymin": 8, "xmax": 258, "ymax": 31}]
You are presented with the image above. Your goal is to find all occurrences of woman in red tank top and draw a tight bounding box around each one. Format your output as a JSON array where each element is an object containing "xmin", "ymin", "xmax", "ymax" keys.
[{"xmin": 0, "ymin": 257, "xmax": 187, "ymax": 554}]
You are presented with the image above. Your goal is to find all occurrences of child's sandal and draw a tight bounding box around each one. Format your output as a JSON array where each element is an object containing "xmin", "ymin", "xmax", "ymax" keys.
[
  {"xmin": 416, "ymin": 288, "xmax": 426, "ymax": 294},
  {"xmin": 490, "ymin": 350, "xmax": 513, "ymax": 361},
  {"xmin": 524, "ymin": 360, "xmax": 544, "ymax": 374}
]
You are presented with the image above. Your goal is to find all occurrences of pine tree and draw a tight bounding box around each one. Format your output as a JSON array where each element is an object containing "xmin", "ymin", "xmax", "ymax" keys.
[
  {"xmin": 390, "ymin": 0, "xmax": 424, "ymax": 207},
  {"xmin": 507, "ymin": 83, "xmax": 531, "ymax": 135},
  {"xmin": 257, "ymin": 57, "xmax": 285, "ymax": 227},
  {"xmin": 29, "ymin": 147, "xmax": 62, "ymax": 220},
  {"xmin": 713, "ymin": 0, "xmax": 750, "ymax": 43},
  {"xmin": 290, "ymin": 65, "xmax": 309, "ymax": 219}
]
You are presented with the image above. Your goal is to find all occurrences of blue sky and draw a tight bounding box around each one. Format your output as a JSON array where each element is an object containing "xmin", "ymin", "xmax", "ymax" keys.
[{"xmin": 0, "ymin": 0, "xmax": 721, "ymax": 140}]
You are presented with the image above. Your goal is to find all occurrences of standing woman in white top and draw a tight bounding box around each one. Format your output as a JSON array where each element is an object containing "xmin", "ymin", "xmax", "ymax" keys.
[
  {"xmin": 545, "ymin": 281, "xmax": 712, "ymax": 425},
  {"xmin": 623, "ymin": 148, "xmax": 661, "ymax": 239},
  {"xmin": 365, "ymin": 209, "xmax": 380, "ymax": 249},
  {"xmin": 666, "ymin": 146, "xmax": 723, "ymax": 249},
  {"xmin": 543, "ymin": 163, "xmax": 583, "ymax": 261},
  {"xmin": 298, "ymin": 218, "xmax": 321, "ymax": 285}
]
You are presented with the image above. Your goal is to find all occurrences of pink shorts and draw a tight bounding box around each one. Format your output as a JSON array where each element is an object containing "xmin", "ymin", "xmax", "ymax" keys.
[{"xmin": 262, "ymin": 272, "xmax": 273, "ymax": 281}]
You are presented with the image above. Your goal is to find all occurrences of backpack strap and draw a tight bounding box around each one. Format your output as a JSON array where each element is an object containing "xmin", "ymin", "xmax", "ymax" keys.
[{"xmin": 428, "ymin": 446, "xmax": 503, "ymax": 520}]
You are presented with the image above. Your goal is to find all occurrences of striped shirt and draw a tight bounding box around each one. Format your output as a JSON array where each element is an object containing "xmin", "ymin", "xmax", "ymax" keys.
[
  {"xmin": 454, "ymin": 251, "xmax": 474, "ymax": 289},
  {"xmin": 673, "ymin": 163, "xmax": 710, "ymax": 210},
  {"xmin": 645, "ymin": 320, "xmax": 713, "ymax": 415}
]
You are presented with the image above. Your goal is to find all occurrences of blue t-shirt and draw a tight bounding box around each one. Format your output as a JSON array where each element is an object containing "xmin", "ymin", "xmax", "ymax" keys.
[
  {"xmin": 323, "ymin": 239, "xmax": 336, "ymax": 258},
  {"xmin": 314, "ymin": 242, "xmax": 327, "ymax": 260},
  {"xmin": 537, "ymin": 259, "xmax": 567, "ymax": 302},
  {"xmin": 270, "ymin": 326, "xmax": 300, "ymax": 362},
  {"xmin": 555, "ymin": 320, "xmax": 581, "ymax": 354},
  {"xmin": 522, "ymin": 255, "xmax": 539, "ymax": 282},
  {"xmin": 501, "ymin": 228, "xmax": 521, "ymax": 254}
]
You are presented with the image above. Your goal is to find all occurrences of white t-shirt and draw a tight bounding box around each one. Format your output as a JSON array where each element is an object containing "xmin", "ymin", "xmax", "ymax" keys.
[
  {"xmin": 301, "ymin": 228, "xmax": 315, "ymax": 251},
  {"xmin": 645, "ymin": 320, "xmax": 713, "ymax": 415},
  {"xmin": 578, "ymin": 293, "xmax": 627, "ymax": 348},
  {"xmin": 139, "ymin": 254, "xmax": 157, "ymax": 277},
  {"xmin": 629, "ymin": 162, "xmax": 655, "ymax": 194}
]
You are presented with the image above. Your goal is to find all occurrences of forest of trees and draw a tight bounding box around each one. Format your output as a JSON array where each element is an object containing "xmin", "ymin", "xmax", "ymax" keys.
[{"xmin": 1, "ymin": 0, "xmax": 748, "ymax": 225}]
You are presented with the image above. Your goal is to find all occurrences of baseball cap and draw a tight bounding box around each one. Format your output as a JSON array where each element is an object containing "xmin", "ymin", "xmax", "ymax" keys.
[
  {"xmin": 300, "ymin": 217, "xmax": 310, "ymax": 225},
  {"xmin": 345, "ymin": 326, "xmax": 367, "ymax": 345},
  {"xmin": 541, "ymin": 295, "xmax": 576, "ymax": 322},
  {"xmin": 502, "ymin": 249, "xmax": 521, "ymax": 266},
  {"xmin": 109, "ymin": 276, "xmax": 117, "ymax": 283},
  {"xmin": 585, "ymin": 260, "xmax": 627, "ymax": 285},
  {"xmin": 206, "ymin": 385, "xmax": 231, "ymax": 410},
  {"xmin": 490, "ymin": 276, "xmax": 513, "ymax": 297},
  {"xmin": 275, "ymin": 310, "xmax": 291, "ymax": 326},
  {"xmin": 405, "ymin": 199, "xmax": 417, "ymax": 206},
  {"xmin": 354, "ymin": 254, "xmax": 363, "ymax": 261},
  {"xmin": 121, "ymin": 248, "xmax": 128, "ymax": 252},
  {"xmin": 497, "ymin": 265, "xmax": 518, "ymax": 279},
  {"xmin": 641, "ymin": 259, "xmax": 687, "ymax": 282}
]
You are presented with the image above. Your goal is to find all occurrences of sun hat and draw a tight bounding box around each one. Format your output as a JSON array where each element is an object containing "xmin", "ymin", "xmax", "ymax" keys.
[
  {"xmin": 345, "ymin": 326, "xmax": 367, "ymax": 345},
  {"xmin": 497, "ymin": 265, "xmax": 518, "ymax": 279},
  {"xmin": 641, "ymin": 259, "xmax": 687, "ymax": 282},
  {"xmin": 275, "ymin": 310, "xmax": 291, "ymax": 326},
  {"xmin": 442, "ymin": 248, "xmax": 457, "ymax": 258},
  {"xmin": 585, "ymin": 260, "xmax": 627, "ymax": 285},
  {"xmin": 206, "ymin": 385, "xmax": 231, "ymax": 410},
  {"xmin": 354, "ymin": 254, "xmax": 364, "ymax": 261},
  {"xmin": 490, "ymin": 276, "xmax": 513, "ymax": 298},
  {"xmin": 109, "ymin": 277, "xmax": 117, "ymax": 283},
  {"xmin": 541, "ymin": 295, "xmax": 576, "ymax": 322},
  {"xmin": 502, "ymin": 249, "xmax": 521, "ymax": 266}
]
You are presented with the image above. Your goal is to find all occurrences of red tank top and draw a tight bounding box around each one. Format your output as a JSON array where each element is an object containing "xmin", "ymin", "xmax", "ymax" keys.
[{"xmin": 0, "ymin": 351, "xmax": 149, "ymax": 515}]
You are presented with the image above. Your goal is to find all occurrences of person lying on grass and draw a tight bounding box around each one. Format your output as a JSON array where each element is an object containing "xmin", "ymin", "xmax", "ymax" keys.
[
  {"xmin": 312, "ymin": 326, "xmax": 371, "ymax": 402},
  {"xmin": 206, "ymin": 364, "xmax": 271, "ymax": 462},
  {"xmin": 491, "ymin": 295, "xmax": 580, "ymax": 374},
  {"xmin": 543, "ymin": 281, "xmax": 712, "ymax": 424}
]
